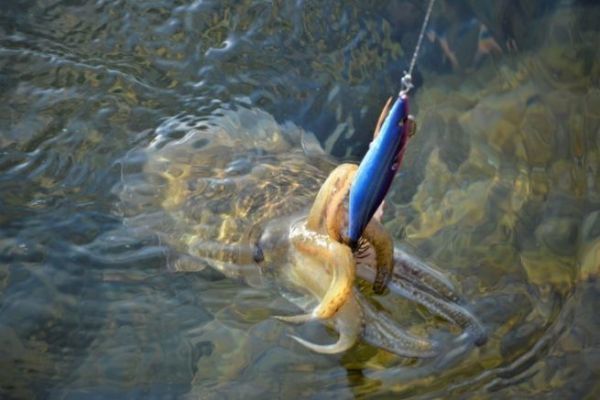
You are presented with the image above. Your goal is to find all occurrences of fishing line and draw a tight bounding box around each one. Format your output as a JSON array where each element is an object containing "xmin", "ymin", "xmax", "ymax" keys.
[{"xmin": 400, "ymin": 0, "xmax": 436, "ymax": 94}]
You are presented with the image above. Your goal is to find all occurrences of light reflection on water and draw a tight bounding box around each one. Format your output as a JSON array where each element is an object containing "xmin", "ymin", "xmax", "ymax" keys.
[{"xmin": 0, "ymin": 1, "xmax": 599, "ymax": 398}]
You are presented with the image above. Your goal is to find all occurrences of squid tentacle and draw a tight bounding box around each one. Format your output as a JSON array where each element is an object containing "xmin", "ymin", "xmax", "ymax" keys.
[
  {"xmin": 386, "ymin": 275, "xmax": 487, "ymax": 346},
  {"xmin": 358, "ymin": 289, "xmax": 439, "ymax": 358},
  {"xmin": 288, "ymin": 226, "xmax": 355, "ymax": 321},
  {"xmin": 361, "ymin": 221, "xmax": 394, "ymax": 295},
  {"xmin": 284, "ymin": 292, "xmax": 363, "ymax": 354},
  {"xmin": 392, "ymin": 249, "xmax": 461, "ymax": 303},
  {"xmin": 356, "ymin": 251, "xmax": 487, "ymax": 347},
  {"xmin": 288, "ymin": 332, "xmax": 356, "ymax": 355}
]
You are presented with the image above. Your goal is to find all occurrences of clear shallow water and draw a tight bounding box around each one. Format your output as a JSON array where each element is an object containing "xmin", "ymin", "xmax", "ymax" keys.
[{"xmin": 1, "ymin": 1, "xmax": 599, "ymax": 399}]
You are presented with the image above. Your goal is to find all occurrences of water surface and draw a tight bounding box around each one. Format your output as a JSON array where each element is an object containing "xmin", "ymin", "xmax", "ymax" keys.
[{"xmin": 1, "ymin": 1, "xmax": 599, "ymax": 398}]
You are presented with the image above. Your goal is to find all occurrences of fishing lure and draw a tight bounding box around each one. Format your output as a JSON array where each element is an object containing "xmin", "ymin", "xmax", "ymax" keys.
[{"xmin": 346, "ymin": 94, "xmax": 414, "ymax": 248}]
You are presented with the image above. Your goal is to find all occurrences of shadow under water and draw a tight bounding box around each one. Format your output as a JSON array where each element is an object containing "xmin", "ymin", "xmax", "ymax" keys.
[{"xmin": 0, "ymin": 1, "xmax": 599, "ymax": 399}]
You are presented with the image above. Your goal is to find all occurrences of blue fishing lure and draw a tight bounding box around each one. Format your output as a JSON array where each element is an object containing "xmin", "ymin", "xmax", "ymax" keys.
[{"xmin": 347, "ymin": 94, "xmax": 411, "ymax": 247}]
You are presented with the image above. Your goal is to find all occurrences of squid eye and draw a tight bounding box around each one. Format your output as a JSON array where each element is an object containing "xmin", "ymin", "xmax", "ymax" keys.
[{"xmin": 253, "ymin": 245, "xmax": 264, "ymax": 263}]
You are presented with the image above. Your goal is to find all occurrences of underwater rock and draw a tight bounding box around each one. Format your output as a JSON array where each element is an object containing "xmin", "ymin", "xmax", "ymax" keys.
[
  {"xmin": 520, "ymin": 250, "xmax": 575, "ymax": 291},
  {"xmin": 528, "ymin": 168, "xmax": 550, "ymax": 202},
  {"xmin": 550, "ymin": 159, "xmax": 587, "ymax": 197},
  {"xmin": 520, "ymin": 103, "xmax": 556, "ymax": 167},
  {"xmin": 578, "ymin": 211, "xmax": 600, "ymax": 280},
  {"xmin": 584, "ymin": 88, "xmax": 600, "ymax": 145},
  {"xmin": 407, "ymin": 150, "xmax": 492, "ymax": 241},
  {"xmin": 535, "ymin": 217, "xmax": 580, "ymax": 257},
  {"xmin": 568, "ymin": 112, "xmax": 586, "ymax": 160},
  {"xmin": 580, "ymin": 210, "xmax": 600, "ymax": 243},
  {"xmin": 438, "ymin": 117, "xmax": 471, "ymax": 173},
  {"xmin": 579, "ymin": 239, "xmax": 600, "ymax": 282}
]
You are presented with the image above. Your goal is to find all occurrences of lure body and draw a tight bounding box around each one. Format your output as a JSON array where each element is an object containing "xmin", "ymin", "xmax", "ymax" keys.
[{"xmin": 347, "ymin": 94, "xmax": 411, "ymax": 247}]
